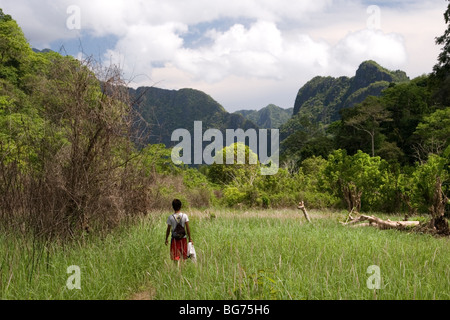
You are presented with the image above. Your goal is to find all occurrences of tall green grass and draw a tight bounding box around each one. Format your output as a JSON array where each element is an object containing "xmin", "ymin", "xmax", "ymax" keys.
[
  {"xmin": 149, "ymin": 212, "xmax": 450, "ymax": 300},
  {"xmin": 0, "ymin": 217, "xmax": 164, "ymax": 300},
  {"xmin": 0, "ymin": 210, "xmax": 449, "ymax": 300}
]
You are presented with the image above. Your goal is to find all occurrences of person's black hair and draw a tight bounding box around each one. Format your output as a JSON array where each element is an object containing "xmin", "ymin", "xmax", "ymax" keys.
[{"xmin": 172, "ymin": 199, "xmax": 182, "ymax": 211}]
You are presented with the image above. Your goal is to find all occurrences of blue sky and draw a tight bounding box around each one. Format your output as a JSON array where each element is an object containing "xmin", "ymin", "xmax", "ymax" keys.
[{"xmin": 1, "ymin": 0, "xmax": 447, "ymax": 112}]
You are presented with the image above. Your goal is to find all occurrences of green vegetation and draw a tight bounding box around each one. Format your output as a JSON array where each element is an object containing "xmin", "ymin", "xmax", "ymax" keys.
[
  {"xmin": 280, "ymin": 66, "xmax": 449, "ymax": 174},
  {"xmin": 280, "ymin": 62, "xmax": 414, "ymax": 165},
  {"xmin": 1, "ymin": 211, "xmax": 448, "ymax": 300}
]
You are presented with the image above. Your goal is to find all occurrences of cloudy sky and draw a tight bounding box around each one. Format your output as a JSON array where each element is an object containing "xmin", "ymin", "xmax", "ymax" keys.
[{"xmin": 1, "ymin": 0, "xmax": 447, "ymax": 111}]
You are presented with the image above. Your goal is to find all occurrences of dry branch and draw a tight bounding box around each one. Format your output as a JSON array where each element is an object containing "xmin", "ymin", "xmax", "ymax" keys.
[
  {"xmin": 297, "ymin": 201, "xmax": 312, "ymax": 223},
  {"xmin": 344, "ymin": 207, "xmax": 357, "ymax": 224}
]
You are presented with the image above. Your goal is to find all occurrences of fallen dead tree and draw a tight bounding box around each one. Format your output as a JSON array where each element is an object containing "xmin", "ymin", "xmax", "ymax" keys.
[
  {"xmin": 341, "ymin": 176, "xmax": 450, "ymax": 236},
  {"xmin": 342, "ymin": 214, "xmax": 420, "ymax": 230}
]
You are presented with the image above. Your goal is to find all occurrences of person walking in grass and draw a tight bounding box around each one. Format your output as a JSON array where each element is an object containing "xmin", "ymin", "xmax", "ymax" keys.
[{"xmin": 165, "ymin": 199, "xmax": 193, "ymax": 262}]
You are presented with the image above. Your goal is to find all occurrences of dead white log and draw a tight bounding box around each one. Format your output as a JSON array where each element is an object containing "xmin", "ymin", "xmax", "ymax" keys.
[
  {"xmin": 342, "ymin": 214, "xmax": 419, "ymax": 230},
  {"xmin": 297, "ymin": 201, "xmax": 312, "ymax": 223},
  {"xmin": 349, "ymin": 222, "xmax": 371, "ymax": 228}
]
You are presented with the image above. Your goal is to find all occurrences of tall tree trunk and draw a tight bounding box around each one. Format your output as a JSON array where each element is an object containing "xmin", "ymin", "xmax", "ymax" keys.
[{"xmin": 342, "ymin": 182, "xmax": 362, "ymax": 212}]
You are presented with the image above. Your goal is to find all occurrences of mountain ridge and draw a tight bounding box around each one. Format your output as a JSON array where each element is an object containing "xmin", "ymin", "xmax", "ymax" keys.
[
  {"xmin": 129, "ymin": 61, "xmax": 409, "ymax": 148},
  {"xmin": 292, "ymin": 60, "xmax": 409, "ymax": 124},
  {"xmin": 129, "ymin": 86, "xmax": 258, "ymax": 147},
  {"xmin": 234, "ymin": 104, "xmax": 293, "ymax": 129}
]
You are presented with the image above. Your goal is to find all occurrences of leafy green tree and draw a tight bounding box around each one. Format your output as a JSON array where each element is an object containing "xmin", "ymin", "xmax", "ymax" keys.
[
  {"xmin": 0, "ymin": 9, "xmax": 34, "ymax": 85},
  {"xmin": 431, "ymin": 0, "xmax": 450, "ymax": 106},
  {"xmin": 343, "ymin": 96, "xmax": 392, "ymax": 157},
  {"xmin": 322, "ymin": 149, "xmax": 387, "ymax": 212},
  {"xmin": 376, "ymin": 141, "xmax": 405, "ymax": 164},
  {"xmin": 434, "ymin": 0, "xmax": 450, "ymax": 79},
  {"xmin": 414, "ymin": 107, "xmax": 450, "ymax": 158},
  {"xmin": 138, "ymin": 144, "xmax": 181, "ymax": 175},
  {"xmin": 410, "ymin": 154, "xmax": 449, "ymax": 214},
  {"xmin": 280, "ymin": 114, "xmax": 332, "ymax": 165},
  {"xmin": 380, "ymin": 78, "xmax": 432, "ymax": 162},
  {"xmin": 0, "ymin": 10, "xmax": 50, "ymax": 171},
  {"xmin": 207, "ymin": 142, "xmax": 259, "ymax": 186},
  {"xmin": 211, "ymin": 142, "xmax": 261, "ymax": 208}
]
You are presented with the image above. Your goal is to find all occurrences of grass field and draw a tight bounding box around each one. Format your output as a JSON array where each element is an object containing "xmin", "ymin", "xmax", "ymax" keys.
[{"xmin": 0, "ymin": 209, "xmax": 449, "ymax": 300}]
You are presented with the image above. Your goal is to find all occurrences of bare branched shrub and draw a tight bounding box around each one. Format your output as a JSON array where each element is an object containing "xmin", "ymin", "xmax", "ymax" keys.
[{"xmin": 0, "ymin": 55, "xmax": 156, "ymax": 240}]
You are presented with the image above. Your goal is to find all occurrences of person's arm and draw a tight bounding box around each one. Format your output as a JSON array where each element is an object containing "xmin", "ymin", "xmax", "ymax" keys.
[
  {"xmin": 165, "ymin": 224, "xmax": 171, "ymax": 246},
  {"xmin": 185, "ymin": 221, "xmax": 193, "ymax": 244}
]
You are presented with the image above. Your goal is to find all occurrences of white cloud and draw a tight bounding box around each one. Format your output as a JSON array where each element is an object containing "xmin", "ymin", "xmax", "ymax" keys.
[
  {"xmin": 102, "ymin": 18, "xmax": 410, "ymax": 111},
  {"xmin": 145, "ymin": 22, "xmax": 408, "ymax": 110},
  {"xmin": 330, "ymin": 29, "xmax": 408, "ymax": 75},
  {"xmin": 1, "ymin": 0, "xmax": 333, "ymax": 45},
  {"xmin": 0, "ymin": 0, "xmax": 75, "ymax": 47},
  {"xmin": 173, "ymin": 21, "xmax": 284, "ymax": 82},
  {"xmin": 104, "ymin": 22, "xmax": 187, "ymax": 80},
  {"xmin": 167, "ymin": 21, "xmax": 407, "ymax": 85}
]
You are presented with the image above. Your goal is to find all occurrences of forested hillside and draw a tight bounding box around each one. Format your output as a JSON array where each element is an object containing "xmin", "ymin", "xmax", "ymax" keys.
[
  {"xmin": 279, "ymin": 61, "xmax": 447, "ymax": 167},
  {"xmin": 129, "ymin": 86, "xmax": 257, "ymax": 147},
  {"xmin": 234, "ymin": 104, "xmax": 293, "ymax": 129},
  {"xmin": 291, "ymin": 60, "xmax": 409, "ymax": 123}
]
